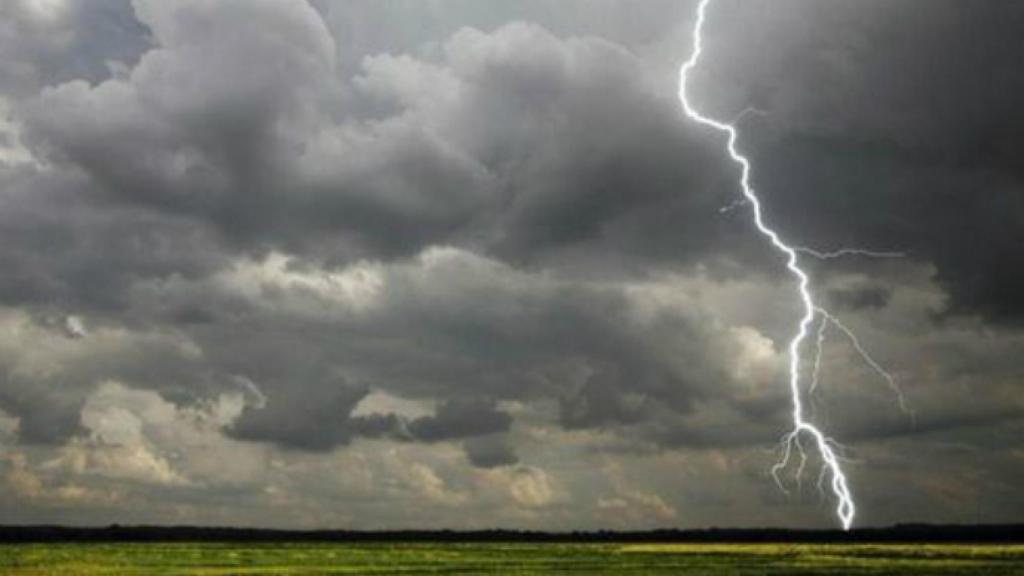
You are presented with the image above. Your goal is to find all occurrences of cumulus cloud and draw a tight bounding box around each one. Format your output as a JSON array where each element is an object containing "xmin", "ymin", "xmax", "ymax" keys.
[{"xmin": 0, "ymin": 307, "xmax": 205, "ymax": 444}]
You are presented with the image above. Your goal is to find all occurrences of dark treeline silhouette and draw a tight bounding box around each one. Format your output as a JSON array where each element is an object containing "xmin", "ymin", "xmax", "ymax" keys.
[{"xmin": 0, "ymin": 524, "xmax": 1022, "ymax": 544}]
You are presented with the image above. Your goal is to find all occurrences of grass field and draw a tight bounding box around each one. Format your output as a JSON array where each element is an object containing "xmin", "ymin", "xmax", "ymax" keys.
[{"xmin": 1, "ymin": 542, "xmax": 1022, "ymax": 574}]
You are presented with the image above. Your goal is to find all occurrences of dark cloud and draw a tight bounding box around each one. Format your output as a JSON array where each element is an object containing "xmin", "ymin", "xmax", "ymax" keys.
[
  {"xmin": 694, "ymin": 0, "xmax": 1024, "ymax": 322},
  {"xmin": 408, "ymin": 399, "xmax": 512, "ymax": 442},
  {"xmin": 559, "ymin": 370, "xmax": 650, "ymax": 430},
  {"xmin": 225, "ymin": 379, "xmax": 370, "ymax": 452},
  {"xmin": 16, "ymin": 6, "xmax": 754, "ymax": 279},
  {"xmin": 0, "ymin": 0, "xmax": 149, "ymax": 98},
  {"xmin": 0, "ymin": 310, "xmax": 208, "ymax": 445},
  {"xmin": 463, "ymin": 434, "xmax": 518, "ymax": 469},
  {"xmin": 827, "ymin": 283, "xmax": 891, "ymax": 311},
  {"xmin": 158, "ymin": 248, "xmax": 749, "ymax": 452}
]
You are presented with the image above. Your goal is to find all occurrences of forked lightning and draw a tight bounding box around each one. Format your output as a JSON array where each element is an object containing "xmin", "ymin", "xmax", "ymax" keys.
[{"xmin": 678, "ymin": 0, "xmax": 906, "ymax": 530}]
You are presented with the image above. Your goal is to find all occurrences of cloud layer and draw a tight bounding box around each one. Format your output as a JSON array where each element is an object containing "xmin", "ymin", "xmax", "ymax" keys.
[{"xmin": 0, "ymin": 0, "xmax": 1022, "ymax": 529}]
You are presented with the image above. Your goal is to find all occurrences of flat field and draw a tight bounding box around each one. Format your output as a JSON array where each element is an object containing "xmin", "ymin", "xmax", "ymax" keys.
[{"xmin": 1, "ymin": 542, "xmax": 1022, "ymax": 574}]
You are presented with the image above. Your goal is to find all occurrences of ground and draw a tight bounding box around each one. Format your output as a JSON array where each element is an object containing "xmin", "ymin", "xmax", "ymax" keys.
[{"xmin": 1, "ymin": 542, "xmax": 1023, "ymax": 574}]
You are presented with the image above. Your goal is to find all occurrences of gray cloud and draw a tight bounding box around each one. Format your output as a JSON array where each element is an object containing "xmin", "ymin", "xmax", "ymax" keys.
[
  {"xmin": 226, "ymin": 378, "xmax": 370, "ymax": 452},
  {"xmin": 694, "ymin": 0, "xmax": 1024, "ymax": 322},
  {"xmin": 0, "ymin": 0, "xmax": 148, "ymax": 98},
  {"xmin": 463, "ymin": 434, "xmax": 518, "ymax": 469},
  {"xmin": 167, "ymin": 247, "xmax": 755, "ymax": 453},
  {"xmin": 827, "ymin": 282, "xmax": 891, "ymax": 312},
  {"xmin": 408, "ymin": 399, "xmax": 512, "ymax": 442}
]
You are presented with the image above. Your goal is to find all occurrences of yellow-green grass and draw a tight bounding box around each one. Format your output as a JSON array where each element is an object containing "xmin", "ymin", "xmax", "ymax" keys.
[{"xmin": 1, "ymin": 542, "xmax": 1022, "ymax": 575}]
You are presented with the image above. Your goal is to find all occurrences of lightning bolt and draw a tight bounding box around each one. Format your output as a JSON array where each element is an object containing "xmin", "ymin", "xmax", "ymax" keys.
[{"xmin": 678, "ymin": 0, "xmax": 871, "ymax": 530}]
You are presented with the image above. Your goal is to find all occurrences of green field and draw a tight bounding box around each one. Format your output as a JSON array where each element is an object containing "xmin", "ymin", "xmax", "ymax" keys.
[{"xmin": 1, "ymin": 542, "xmax": 1022, "ymax": 574}]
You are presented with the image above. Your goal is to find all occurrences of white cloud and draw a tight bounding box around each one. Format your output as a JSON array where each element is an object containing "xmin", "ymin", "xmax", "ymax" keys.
[{"xmin": 504, "ymin": 465, "xmax": 555, "ymax": 508}]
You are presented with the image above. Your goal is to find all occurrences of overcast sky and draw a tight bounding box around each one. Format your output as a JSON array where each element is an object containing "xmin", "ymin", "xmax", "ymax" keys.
[{"xmin": 0, "ymin": 0, "xmax": 1022, "ymax": 529}]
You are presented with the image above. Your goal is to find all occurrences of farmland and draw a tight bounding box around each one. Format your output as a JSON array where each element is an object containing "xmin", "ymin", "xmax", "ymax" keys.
[{"xmin": 1, "ymin": 542, "xmax": 1022, "ymax": 574}]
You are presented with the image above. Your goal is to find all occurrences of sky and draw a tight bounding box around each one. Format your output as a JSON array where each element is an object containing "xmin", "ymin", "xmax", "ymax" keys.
[{"xmin": 0, "ymin": 0, "xmax": 1022, "ymax": 530}]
